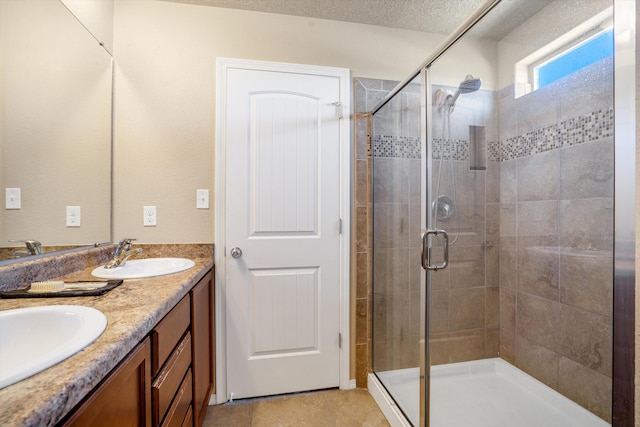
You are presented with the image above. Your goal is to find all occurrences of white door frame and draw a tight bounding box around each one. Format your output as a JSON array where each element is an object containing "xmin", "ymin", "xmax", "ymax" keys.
[{"xmin": 213, "ymin": 57, "xmax": 352, "ymax": 403}]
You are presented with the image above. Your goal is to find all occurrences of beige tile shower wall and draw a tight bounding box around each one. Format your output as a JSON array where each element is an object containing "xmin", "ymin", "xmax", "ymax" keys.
[
  {"xmin": 370, "ymin": 81, "xmax": 423, "ymax": 373},
  {"xmin": 422, "ymin": 90, "xmax": 499, "ymax": 368},
  {"xmin": 353, "ymin": 78, "xmax": 375, "ymax": 387},
  {"xmin": 360, "ymin": 55, "xmax": 613, "ymax": 422},
  {"xmin": 356, "ymin": 77, "xmax": 500, "ymax": 381},
  {"xmin": 429, "ymin": 84, "xmax": 501, "ymax": 364},
  {"xmin": 429, "ymin": 159, "xmax": 501, "ymax": 365},
  {"xmin": 497, "ymin": 57, "xmax": 613, "ymax": 422}
]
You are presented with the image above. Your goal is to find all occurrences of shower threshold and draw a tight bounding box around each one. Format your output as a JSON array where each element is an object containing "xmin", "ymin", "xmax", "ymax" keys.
[{"xmin": 369, "ymin": 358, "xmax": 609, "ymax": 427}]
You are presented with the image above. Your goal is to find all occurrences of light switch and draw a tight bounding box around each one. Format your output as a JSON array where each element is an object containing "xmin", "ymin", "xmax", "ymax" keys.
[
  {"xmin": 144, "ymin": 206, "xmax": 157, "ymax": 226},
  {"xmin": 5, "ymin": 188, "xmax": 21, "ymax": 209},
  {"xmin": 196, "ymin": 189, "xmax": 209, "ymax": 209},
  {"xmin": 66, "ymin": 206, "xmax": 81, "ymax": 227}
]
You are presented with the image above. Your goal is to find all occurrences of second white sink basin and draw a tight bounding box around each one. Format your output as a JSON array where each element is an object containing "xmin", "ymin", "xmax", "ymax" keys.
[
  {"xmin": 0, "ymin": 305, "xmax": 107, "ymax": 389},
  {"xmin": 91, "ymin": 258, "xmax": 195, "ymax": 279}
]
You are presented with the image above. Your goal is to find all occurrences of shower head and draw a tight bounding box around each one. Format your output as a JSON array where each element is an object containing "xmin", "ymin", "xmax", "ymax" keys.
[
  {"xmin": 458, "ymin": 74, "xmax": 482, "ymax": 93},
  {"xmin": 448, "ymin": 74, "xmax": 482, "ymax": 109}
]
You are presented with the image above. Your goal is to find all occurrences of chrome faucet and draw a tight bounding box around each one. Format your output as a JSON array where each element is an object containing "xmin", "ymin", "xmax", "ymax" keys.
[
  {"xmin": 105, "ymin": 238, "xmax": 143, "ymax": 268},
  {"xmin": 10, "ymin": 239, "xmax": 43, "ymax": 257}
]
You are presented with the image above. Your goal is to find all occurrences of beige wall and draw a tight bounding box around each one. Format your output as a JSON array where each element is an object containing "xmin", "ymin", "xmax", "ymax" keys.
[
  {"xmin": 61, "ymin": 0, "xmax": 114, "ymax": 54},
  {"xmin": 1, "ymin": 0, "xmax": 112, "ymax": 248},
  {"xmin": 0, "ymin": 3, "xmax": 4, "ymax": 244},
  {"xmin": 111, "ymin": 0, "xmax": 500, "ymax": 242}
]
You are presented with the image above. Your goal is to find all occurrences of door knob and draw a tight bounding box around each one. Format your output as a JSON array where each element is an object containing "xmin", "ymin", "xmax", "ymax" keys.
[{"xmin": 230, "ymin": 247, "xmax": 243, "ymax": 259}]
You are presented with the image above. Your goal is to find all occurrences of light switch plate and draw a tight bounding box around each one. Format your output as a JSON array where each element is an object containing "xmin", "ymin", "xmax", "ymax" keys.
[
  {"xmin": 5, "ymin": 188, "xmax": 21, "ymax": 209},
  {"xmin": 144, "ymin": 206, "xmax": 157, "ymax": 226},
  {"xmin": 196, "ymin": 189, "xmax": 209, "ymax": 209},
  {"xmin": 66, "ymin": 206, "xmax": 81, "ymax": 227}
]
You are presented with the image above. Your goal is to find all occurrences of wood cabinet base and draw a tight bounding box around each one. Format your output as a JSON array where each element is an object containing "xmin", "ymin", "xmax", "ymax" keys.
[
  {"xmin": 59, "ymin": 269, "xmax": 214, "ymax": 427},
  {"xmin": 60, "ymin": 338, "xmax": 152, "ymax": 427}
]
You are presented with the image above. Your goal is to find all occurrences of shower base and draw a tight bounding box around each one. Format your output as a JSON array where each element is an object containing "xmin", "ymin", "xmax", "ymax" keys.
[{"xmin": 369, "ymin": 358, "xmax": 609, "ymax": 427}]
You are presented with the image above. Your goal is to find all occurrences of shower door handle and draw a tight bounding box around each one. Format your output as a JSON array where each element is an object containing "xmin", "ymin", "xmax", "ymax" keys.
[{"xmin": 421, "ymin": 229, "xmax": 449, "ymax": 271}]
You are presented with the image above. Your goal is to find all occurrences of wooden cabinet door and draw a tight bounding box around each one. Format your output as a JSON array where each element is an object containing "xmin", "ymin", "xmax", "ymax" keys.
[
  {"xmin": 62, "ymin": 338, "xmax": 152, "ymax": 427},
  {"xmin": 190, "ymin": 271, "xmax": 214, "ymax": 427}
]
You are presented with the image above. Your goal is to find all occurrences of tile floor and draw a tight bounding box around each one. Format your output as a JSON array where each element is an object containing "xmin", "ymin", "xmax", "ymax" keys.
[{"xmin": 203, "ymin": 388, "xmax": 390, "ymax": 427}]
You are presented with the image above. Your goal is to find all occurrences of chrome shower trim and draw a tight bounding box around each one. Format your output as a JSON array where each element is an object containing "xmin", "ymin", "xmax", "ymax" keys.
[{"xmin": 613, "ymin": 0, "xmax": 636, "ymax": 423}]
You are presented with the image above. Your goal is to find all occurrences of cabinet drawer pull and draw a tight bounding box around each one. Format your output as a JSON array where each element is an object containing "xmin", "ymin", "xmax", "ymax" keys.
[
  {"xmin": 160, "ymin": 369, "xmax": 192, "ymax": 427},
  {"xmin": 152, "ymin": 332, "xmax": 192, "ymax": 425}
]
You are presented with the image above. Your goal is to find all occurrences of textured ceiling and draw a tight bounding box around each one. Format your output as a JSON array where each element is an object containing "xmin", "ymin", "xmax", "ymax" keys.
[
  {"xmin": 159, "ymin": 0, "xmax": 491, "ymax": 36},
  {"xmin": 158, "ymin": 0, "xmax": 612, "ymax": 41}
]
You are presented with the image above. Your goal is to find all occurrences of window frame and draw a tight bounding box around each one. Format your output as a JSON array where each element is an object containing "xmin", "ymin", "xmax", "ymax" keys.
[
  {"xmin": 533, "ymin": 26, "xmax": 613, "ymax": 90},
  {"xmin": 513, "ymin": 7, "xmax": 613, "ymax": 98}
]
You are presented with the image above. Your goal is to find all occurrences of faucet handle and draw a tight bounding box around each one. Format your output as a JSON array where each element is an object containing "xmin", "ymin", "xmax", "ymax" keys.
[
  {"xmin": 115, "ymin": 238, "xmax": 137, "ymax": 252},
  {"xmin": 9, "ymin": 239, "xmax": 43, "ymax": 255},
  {"xmin": 25, "ymin": 240, "xmax": 43, "ymax": 255},
  {"xmin": 105, "ymin": 238, "xmax": 141, "ymax": 269}
]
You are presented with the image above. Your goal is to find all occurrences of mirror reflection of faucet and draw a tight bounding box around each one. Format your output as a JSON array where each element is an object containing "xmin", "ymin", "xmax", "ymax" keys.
[
  {"xmin": 104, "ymin": 238, "xmax": 143, "ymax": 269},
  {"xmin": 9, "ymin": 239, "xmax": 43, "ymax": 257}
]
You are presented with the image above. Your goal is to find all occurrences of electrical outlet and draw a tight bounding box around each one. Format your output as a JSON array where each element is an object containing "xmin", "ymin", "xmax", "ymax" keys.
[
  {"xmin": 5, "ymin": 188, "xmax": 21, "ymax": 209},
  {"xmin": 196, "ymin": 189, "xmax": 209, "ymax": 209},
  {"xmin": 143, "ymin": 206, "xmax": 157, "ymax": 226},
  {"xmin": 66, "ymin": 206, "xmax": 81, "ymax": 227}
]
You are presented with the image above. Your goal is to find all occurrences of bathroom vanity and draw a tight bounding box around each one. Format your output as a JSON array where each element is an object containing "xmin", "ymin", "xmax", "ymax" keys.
[
  {"xmin": 61, "ymin": 270, "xmax": 213, "ymax": 427},
  {"xmin": 0, "ymin": 245, "xmax": 214, "ymax": 427}
]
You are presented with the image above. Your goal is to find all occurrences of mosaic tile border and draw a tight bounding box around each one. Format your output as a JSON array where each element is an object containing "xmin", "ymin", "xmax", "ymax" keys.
[
  {"xmin": 372, "ymin": 135, "xmax": 494, "ymax": 161},
  {"xmin": 433, "ymin": 138, "xmax": 469, "ymax": 161},
  {"xmin": 488, "ymin": 141, "xmax": 501, "ymax": 162},
  {"xmin": 499, "ymin": 107, "xmax": 613, "ymax": 161},
  {"xmin": 372, "ymin": 107, "xmax": 613, "ymax": 162},
  {"xmin": 372, "ymin": 135, "xmax": 420, "ymax": 159}
]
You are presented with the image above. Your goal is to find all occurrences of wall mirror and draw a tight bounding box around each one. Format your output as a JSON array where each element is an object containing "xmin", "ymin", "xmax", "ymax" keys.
[{"xmin": 0, "ymin": 0, "xmax": 113, "ymax": 264}]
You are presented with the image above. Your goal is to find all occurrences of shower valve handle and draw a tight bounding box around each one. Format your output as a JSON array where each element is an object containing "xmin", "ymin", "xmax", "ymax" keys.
[{"xmin": 421, "ymin": 229, "xmax": 449, "ymax": 271}]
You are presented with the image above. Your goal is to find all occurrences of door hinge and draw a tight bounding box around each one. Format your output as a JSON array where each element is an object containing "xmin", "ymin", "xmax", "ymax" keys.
[
  {"xmin": 332, "ymin": 101, "xmax": 343, "ymax": 120},
  {"xmin": 339, "ymin": 218, "xmax": 343, "ymax": 235},
  {"xmin": 339, "ymin": 332, "xmax": 342, "ymax": 349}
]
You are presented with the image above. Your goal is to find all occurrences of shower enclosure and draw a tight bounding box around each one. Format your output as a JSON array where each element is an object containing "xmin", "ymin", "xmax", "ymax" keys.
[{"xmin": 367, "ymin": 0, "xmax": 634, "ymax": 426}]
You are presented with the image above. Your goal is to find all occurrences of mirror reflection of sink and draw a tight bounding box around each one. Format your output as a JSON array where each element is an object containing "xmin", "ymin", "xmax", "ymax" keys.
[
  {"xmin": 0, "ymin": 305, "xmax": 107, "ymax": 389},
  {"xmin": 91, "ymin": 258, "xmax": 195, "ymax": 279}
]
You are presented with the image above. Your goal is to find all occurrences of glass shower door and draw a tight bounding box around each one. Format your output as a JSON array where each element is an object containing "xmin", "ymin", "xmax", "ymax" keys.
[
  {"xmin": 424, "ymin": 62, "xmax": 501, "ymax": 426},
  {"xmin": 371, "ymin": 74, "xmax": 426, "ymax": 426}
]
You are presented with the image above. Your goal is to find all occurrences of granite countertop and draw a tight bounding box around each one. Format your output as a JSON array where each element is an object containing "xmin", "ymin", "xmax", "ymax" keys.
[{"xmin": 0, "ymin": 253, "xmax": 214, "ymax": 427}]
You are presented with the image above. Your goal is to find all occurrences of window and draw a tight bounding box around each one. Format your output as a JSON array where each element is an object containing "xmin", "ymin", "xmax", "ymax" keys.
[
  {"xmin": 513, "ymin": 7, "xmax": 613, "ymax": 98},
  {"xmin": 534, "ymin": 28, "xmax": 613, "ymax": 90}
]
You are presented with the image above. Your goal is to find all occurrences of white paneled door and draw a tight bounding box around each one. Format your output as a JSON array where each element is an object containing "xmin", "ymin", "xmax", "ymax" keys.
[{"xmin": 222, "ymin": 61, "xmax": 346, "ymax": 399}]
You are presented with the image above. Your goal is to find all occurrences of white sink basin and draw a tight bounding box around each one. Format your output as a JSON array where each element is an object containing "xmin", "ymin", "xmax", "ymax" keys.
[
  {"xmin": 0, "ymin": 305, "xmax": 107, "ymax": 389},
  {"xmin": 91, "ymin": 257, "xmax": 195, "ymax": 279}
]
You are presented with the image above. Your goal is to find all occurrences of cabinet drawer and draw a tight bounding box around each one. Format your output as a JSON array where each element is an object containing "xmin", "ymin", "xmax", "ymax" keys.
[
  {"xmin": 181, "ymin": 406, "xmax": 193, "ymax": 427},
  {"xmin": 161, "ymin": 369, "xmax": 193, "ymax": 427},
  {"xmin": 152, "ymin": 332, "xmax": 192, "ymax": 426},
  {"xmin": 152, "ymin": 295, "xmax": 190, "ymax": 375}
]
